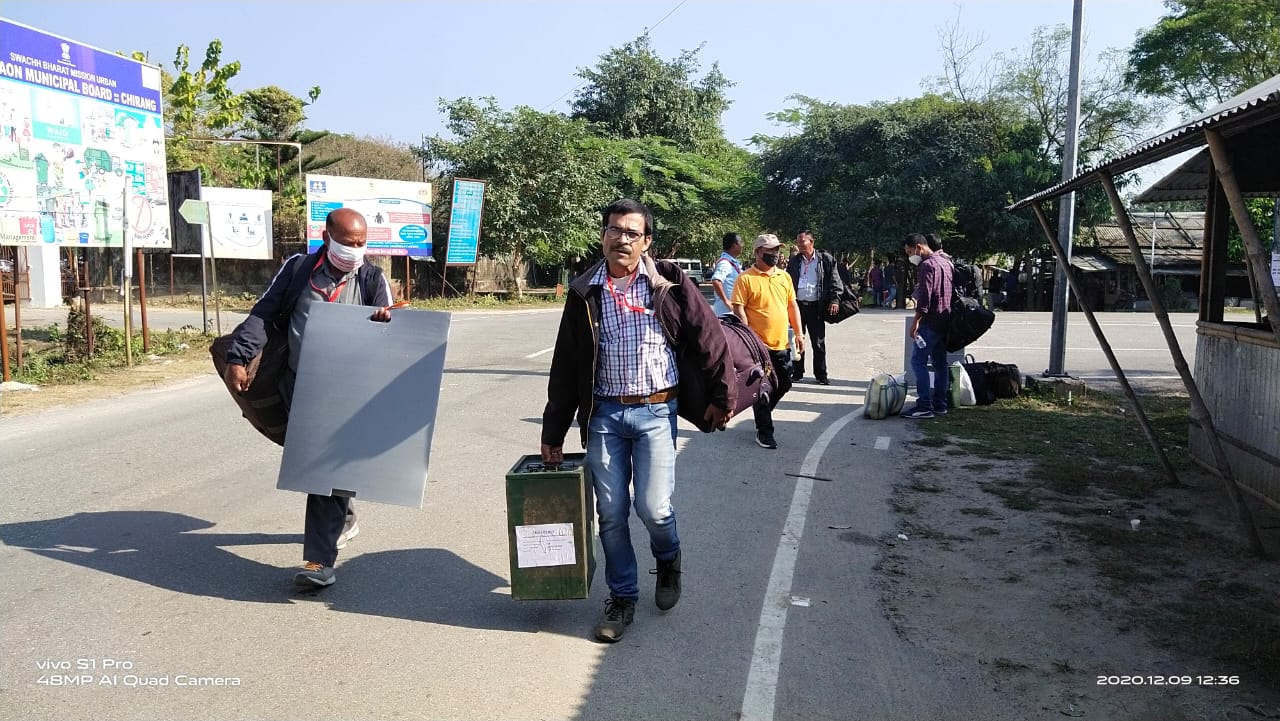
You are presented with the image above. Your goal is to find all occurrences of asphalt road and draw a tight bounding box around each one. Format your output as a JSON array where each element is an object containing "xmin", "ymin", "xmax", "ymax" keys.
[{"xmin": 0, "ymin": 306, "xmax": 1197, "ymax": 721}]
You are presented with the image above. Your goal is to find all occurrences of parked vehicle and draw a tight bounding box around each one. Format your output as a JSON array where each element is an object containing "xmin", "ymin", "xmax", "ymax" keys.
[{"xmin": 670, "ymin": 258, "xmax": 704, "ymax": 285}]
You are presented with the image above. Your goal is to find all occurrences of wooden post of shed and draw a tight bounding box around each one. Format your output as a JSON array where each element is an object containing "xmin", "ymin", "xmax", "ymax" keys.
[
  {"xmin": 1204, "ymin": 130, "xmax": 1280, "ymax": 346},
  {"xmin": 1100, "ymin": 173, "xmax": 1266, "ymax": 557}
]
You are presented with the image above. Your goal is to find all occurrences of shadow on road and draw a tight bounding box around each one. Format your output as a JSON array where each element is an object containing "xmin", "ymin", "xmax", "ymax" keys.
[
  {"xmin": 303, "ymin": 547, "xmax": 591, "ymax": 637},
  {"xmin": 0, "ymin": 511, "xmax": 300, "ymax": 604}
]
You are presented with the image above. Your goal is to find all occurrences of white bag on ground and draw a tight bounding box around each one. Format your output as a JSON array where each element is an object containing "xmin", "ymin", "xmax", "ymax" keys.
[
  {"xmin": 865, "ymin": 373, "xmax": 907, "ymax": 419},
  {"xmin": 949, "ymin": 361, "xmax": 977, "ymax": 407}
]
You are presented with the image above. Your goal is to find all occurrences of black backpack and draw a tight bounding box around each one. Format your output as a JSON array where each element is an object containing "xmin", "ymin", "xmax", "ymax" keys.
[{"xmin": 953, "ymin": 261, "xmax": 982, "ymax": 298}]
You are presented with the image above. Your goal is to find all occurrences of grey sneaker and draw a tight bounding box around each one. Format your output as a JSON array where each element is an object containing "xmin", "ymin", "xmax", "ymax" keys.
[
  {"xmin": 652, "ymin": 551, "xmax": 682, "ymax": 610},
  {"xmin": 593, "ymin": 596, "xmax": 636, "ymax": 643},
  {"xmin": 336, "ymin": 520, "xmax": 360, "ymax": 550},
  {"xmin": 294, "ymin": 562, "xmax": 336, "ymax": 588},
  {"xmin": 902, "ymin": 406, "xmax": 935, "ymax": 419}
]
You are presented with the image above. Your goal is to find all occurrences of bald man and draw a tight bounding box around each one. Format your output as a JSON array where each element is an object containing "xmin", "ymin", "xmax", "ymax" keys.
[{"xmin": 223, "ymin": 208, "xmax": 394, "ymax": 588}]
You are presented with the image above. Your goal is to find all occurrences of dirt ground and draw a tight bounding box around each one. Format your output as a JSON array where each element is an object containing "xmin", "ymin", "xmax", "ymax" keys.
[
  {"xmin": 880, "ymin": 412, "xmax": 1280, "ymax": 720},
  {"xmin": 0, "ymin": 354, "xmax": 213, "ymax": 416}
]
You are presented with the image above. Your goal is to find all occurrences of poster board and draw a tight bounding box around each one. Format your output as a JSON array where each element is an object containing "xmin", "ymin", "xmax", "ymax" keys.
[
  {"xmin": 277, "ymin": 303, "xmax": 449, "ymax": 508},
  {"xmin": 304, "ymin": 174, "xmax": 432, "ymax": 257},
  {"xmin": 0, "ymin": 18, "xmax": 169, "ymax": 247},
  {"xmin": 200, "ymin": 186, "xmax": 272, "ymax": 260}
]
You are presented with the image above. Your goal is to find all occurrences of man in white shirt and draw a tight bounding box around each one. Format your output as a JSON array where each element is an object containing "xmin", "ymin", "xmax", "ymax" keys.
[{"xmin": 785, "ymin": 230, "xmax": 843, "ymax": 385}]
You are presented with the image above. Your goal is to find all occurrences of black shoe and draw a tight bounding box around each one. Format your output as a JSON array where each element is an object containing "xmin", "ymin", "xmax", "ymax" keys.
[
  {"xmin": 755, "ymin": 430, "xmax": 778, "ymax": 449},
  {"xmin": 593, "ymin": 596, "xmax": 636, "ymax": 642},
  {"xmin": 816, "ymin": 378, "xmax": 831, "ymax": 385},
  {"xmin": 791, "ymin": 372, "xmax": 804, "ymax": 382},
  {"xmin": 652, "ymin": 551, "xmax": 682, "ymax": 611}
]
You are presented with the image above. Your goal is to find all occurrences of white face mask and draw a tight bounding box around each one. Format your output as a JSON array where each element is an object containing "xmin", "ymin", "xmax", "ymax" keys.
[
  {"xmin": 327, "ymin": 241, "xmax": 365, "ymax": 272},
  {"xmin": 909, "ymin": 253, "xmax": 923, "ymax": 266}
]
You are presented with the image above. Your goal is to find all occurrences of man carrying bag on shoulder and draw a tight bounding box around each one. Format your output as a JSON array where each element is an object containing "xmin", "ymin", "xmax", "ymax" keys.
[{"xmin": 221, "ymin": 208, "xmax": 393, "ymax": 589}]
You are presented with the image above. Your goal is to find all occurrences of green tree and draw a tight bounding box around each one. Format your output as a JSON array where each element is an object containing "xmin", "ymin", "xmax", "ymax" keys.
[
  {"xmin": 1126, "ymin": 0, "xmax": 1280, "ymax": 113},
  {"xmin": 1126, "ymin": 0, "xmax": 1280, "ymax": 261},
  {"xmin": 571, "ymin": 34, "xmax": 732, "ymax": 151},
  {"xmin": 420, "ymin": 98, "xmax": 614, "ymax": 268},
  {"xmin": 307, "ymin": 134, "xmax": 424, "ymax": 182},
  {"xmin": 757, "ymin": 94, "xmax": 1049, "ymax": 259},
  {"xmin": 600, "ymin": 136, "xmax": 760, "ymax": 260}
]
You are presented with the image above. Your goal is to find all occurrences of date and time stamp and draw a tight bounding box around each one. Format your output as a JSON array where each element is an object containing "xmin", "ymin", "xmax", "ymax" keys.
[{"xmin": 1097, "ymin": 675, "xmax": 1241, "ymax": 686}]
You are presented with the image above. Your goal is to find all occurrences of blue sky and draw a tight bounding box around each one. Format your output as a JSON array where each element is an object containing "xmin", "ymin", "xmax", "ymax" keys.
[{"xmin": 5, "ymin": 0, "xmax": 1170, "ymax": 148}]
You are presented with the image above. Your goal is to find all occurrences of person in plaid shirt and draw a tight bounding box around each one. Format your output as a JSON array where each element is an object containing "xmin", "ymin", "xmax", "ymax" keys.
[{"xmin": 541, "ymin": 199, "xmax": 734, "ymax": 642}]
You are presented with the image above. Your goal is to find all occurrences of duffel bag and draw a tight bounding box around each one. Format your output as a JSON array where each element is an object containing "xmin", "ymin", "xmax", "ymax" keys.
[
  {"xmin": 678, "ymin": 314, "xmax": 775, "ymax": 432},
  {"xmin": 211, "ymin": 328, "xmax": 291, "ymax": 445},
  {"xmin": 960, "ymin": 355, "xmax": 998, "ymax": 406},
  {"xmin": 946, "ymin": 294, "xmax": 995, "ymax": 352}
]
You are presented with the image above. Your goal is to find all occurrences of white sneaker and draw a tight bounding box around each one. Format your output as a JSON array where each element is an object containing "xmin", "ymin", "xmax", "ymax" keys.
[{"xmin": 336, "ymin": 521, "xmax": 359, "ymax": 550}]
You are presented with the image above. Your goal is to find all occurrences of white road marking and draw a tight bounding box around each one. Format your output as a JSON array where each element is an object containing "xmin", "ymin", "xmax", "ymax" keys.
[
  {"xmin": 740, "ymin": 407, "xmax": 861, "ymax": 721},
  {"xmin": 524, "ymin": 346, "xmax": 555, "ymax": 359},
  {"xmin": 874, "ymin": 436, "xmax": 891, "ymax": 450}
]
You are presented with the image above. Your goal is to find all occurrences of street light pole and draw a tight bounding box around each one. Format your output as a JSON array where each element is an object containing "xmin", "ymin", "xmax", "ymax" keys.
[{"xmin": 1046, "ymin": 0, "xmax": 1085, "ymax": 377}]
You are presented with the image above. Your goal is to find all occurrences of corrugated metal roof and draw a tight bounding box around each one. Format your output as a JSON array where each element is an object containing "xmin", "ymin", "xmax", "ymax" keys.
[
  {"xmin": 1133, "ymin": 141, "xmax": 1280, "ymax": 203},
  {"xmin": 1009, "ymin": 73, "xmax": 1280, "ymax": 210}
]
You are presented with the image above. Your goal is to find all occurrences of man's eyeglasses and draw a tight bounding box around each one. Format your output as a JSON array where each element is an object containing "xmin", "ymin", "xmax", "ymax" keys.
[{"xmin": 603, "ymin": 226, "xmax": 646, "ymax": 242}]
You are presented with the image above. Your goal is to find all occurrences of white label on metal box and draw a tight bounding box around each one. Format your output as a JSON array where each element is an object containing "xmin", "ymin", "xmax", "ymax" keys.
[{"xmin": 514, "ymin": 523, "xmax": 577, "ymax": 568}]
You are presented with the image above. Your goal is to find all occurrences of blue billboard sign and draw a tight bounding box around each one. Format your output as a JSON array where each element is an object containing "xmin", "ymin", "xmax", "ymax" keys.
[{"xmin": 446, "ymin": 178, "xmax": 484, "ymax": 265}]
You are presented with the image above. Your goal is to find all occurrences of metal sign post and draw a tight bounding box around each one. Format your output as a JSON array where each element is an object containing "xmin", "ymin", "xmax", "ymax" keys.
[
  {"xmin": 123, "ymin": 184, "xmax": 133, "ymax": 368},
  {"xmin": 179, "ymin": 200, "xmax": 216, "ymax": 334}
]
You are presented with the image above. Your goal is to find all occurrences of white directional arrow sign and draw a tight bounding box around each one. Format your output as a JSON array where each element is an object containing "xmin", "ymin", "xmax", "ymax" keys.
[{"xmin": 179, "ymin": 199, "xmax": 210, "ymax": 226}]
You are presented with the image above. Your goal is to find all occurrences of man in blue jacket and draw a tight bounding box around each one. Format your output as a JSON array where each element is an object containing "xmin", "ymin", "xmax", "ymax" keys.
[{"xmin": 223, "ymin": 208, "xmax": 393, "ymax": 588}]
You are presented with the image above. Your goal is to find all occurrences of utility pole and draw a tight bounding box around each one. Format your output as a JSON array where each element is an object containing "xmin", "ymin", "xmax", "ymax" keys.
[{"xmin": 1046, "ymin": 0, "xmax": 1085, "ymax": 377}]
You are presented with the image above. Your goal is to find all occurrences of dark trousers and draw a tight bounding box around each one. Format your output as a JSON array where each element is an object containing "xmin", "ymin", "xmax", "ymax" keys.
[
  {"xmin": 304, "ymin": 494, "xmax": 356, "ymax": 567},
  {"xmin": 794, "ymin": 301, "xmax": 829, "ymax": 381},
  {"xmin": 753, "ymin": 349, "xmax": 794, "ymax": 433},
  {"xmin": 281, "ymin": 367, "xmax": 356, "ymax": 568}
]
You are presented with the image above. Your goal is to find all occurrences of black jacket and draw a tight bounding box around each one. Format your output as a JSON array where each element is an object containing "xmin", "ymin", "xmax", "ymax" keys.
[
  {"xmin": 786, "ymin": 249, "xmax": 844, "ymax": 306},
  {"xmin": 542, "ymin": 256, "xmax": 734, "ymax": 448},
  {"xmin": 225, "ymin": 251, "xmax": 391, "ymax": 366}
]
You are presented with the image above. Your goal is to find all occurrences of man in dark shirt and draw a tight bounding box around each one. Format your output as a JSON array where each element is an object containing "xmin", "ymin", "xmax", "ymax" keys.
[{"xmin": 902, "ymin": 233, "xmax": 953, "ymax": 419}]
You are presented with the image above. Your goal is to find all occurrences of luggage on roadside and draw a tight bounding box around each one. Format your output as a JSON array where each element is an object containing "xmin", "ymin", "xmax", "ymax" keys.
[
  {"xmin": 949, "ymin": 362, "xmax": 977, "ymax": 407},
  {"xmin": 960, "ymin": 355, "xmax": 1021, "ymax": 404},
  {"xmin": 865, "ymin": 372, "xmax": 907, "ymax": 419}
]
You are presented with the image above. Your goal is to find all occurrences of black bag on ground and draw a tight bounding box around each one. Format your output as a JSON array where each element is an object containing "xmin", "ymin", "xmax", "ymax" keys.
[
  {"xmin": 960, "ymin": 354, "xmax": 1020, "ymax": 403},
  {"xmin": 987, "ymin": 362, "xmax": 1022, "ymax": 398},
  {"xmin": 946, "ymin": 293, "xmax": 995, "ymax": 352},
  {"xmin": 209, "ymin": 255, "xmax": 311, "ymax": 446},
  {"xmin": 678, "ymin": 314, "xmax": 775, "ymax": 432}
]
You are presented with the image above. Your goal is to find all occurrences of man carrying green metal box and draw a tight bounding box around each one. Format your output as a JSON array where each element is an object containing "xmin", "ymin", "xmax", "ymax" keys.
[{"xmin": 540, "ymin": 198, "xmax": 735, "ymax": 643}]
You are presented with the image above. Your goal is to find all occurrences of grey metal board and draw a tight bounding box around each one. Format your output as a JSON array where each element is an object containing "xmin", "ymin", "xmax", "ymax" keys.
[{"xmin": 277, "ymin": 302, "xmax": 450, "ymax": 508}]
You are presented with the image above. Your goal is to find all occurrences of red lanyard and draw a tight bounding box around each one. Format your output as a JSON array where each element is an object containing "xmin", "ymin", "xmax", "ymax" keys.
[
  {"xmin": 309, "ymin": 254, "xmax": 349, "ymax": 302},
  {"xmin": 723, "ymin": 256, "xmax": 741, "ymax": 273},
  {"xmin": 801, "ymin": 254, "xmax": 815, "ymax": 277},
  {"xmin": 606, "ymin": 269, "xmax": 653, "ymax": 316}
]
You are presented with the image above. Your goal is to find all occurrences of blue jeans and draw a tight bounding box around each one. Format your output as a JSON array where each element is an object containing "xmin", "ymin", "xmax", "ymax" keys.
[
  {"xmin": 586, "ymin": 397, "xmax": 680, "ymax": 600},
  {"xmin": 910, "ymin": 323, "xmax": 949, "ymax": 412}
]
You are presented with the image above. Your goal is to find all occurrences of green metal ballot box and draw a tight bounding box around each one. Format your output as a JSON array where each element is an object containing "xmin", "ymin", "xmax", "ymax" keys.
[{"xmin": 505, "ymin": 454, "xmax": 596, "ymax": 600}]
